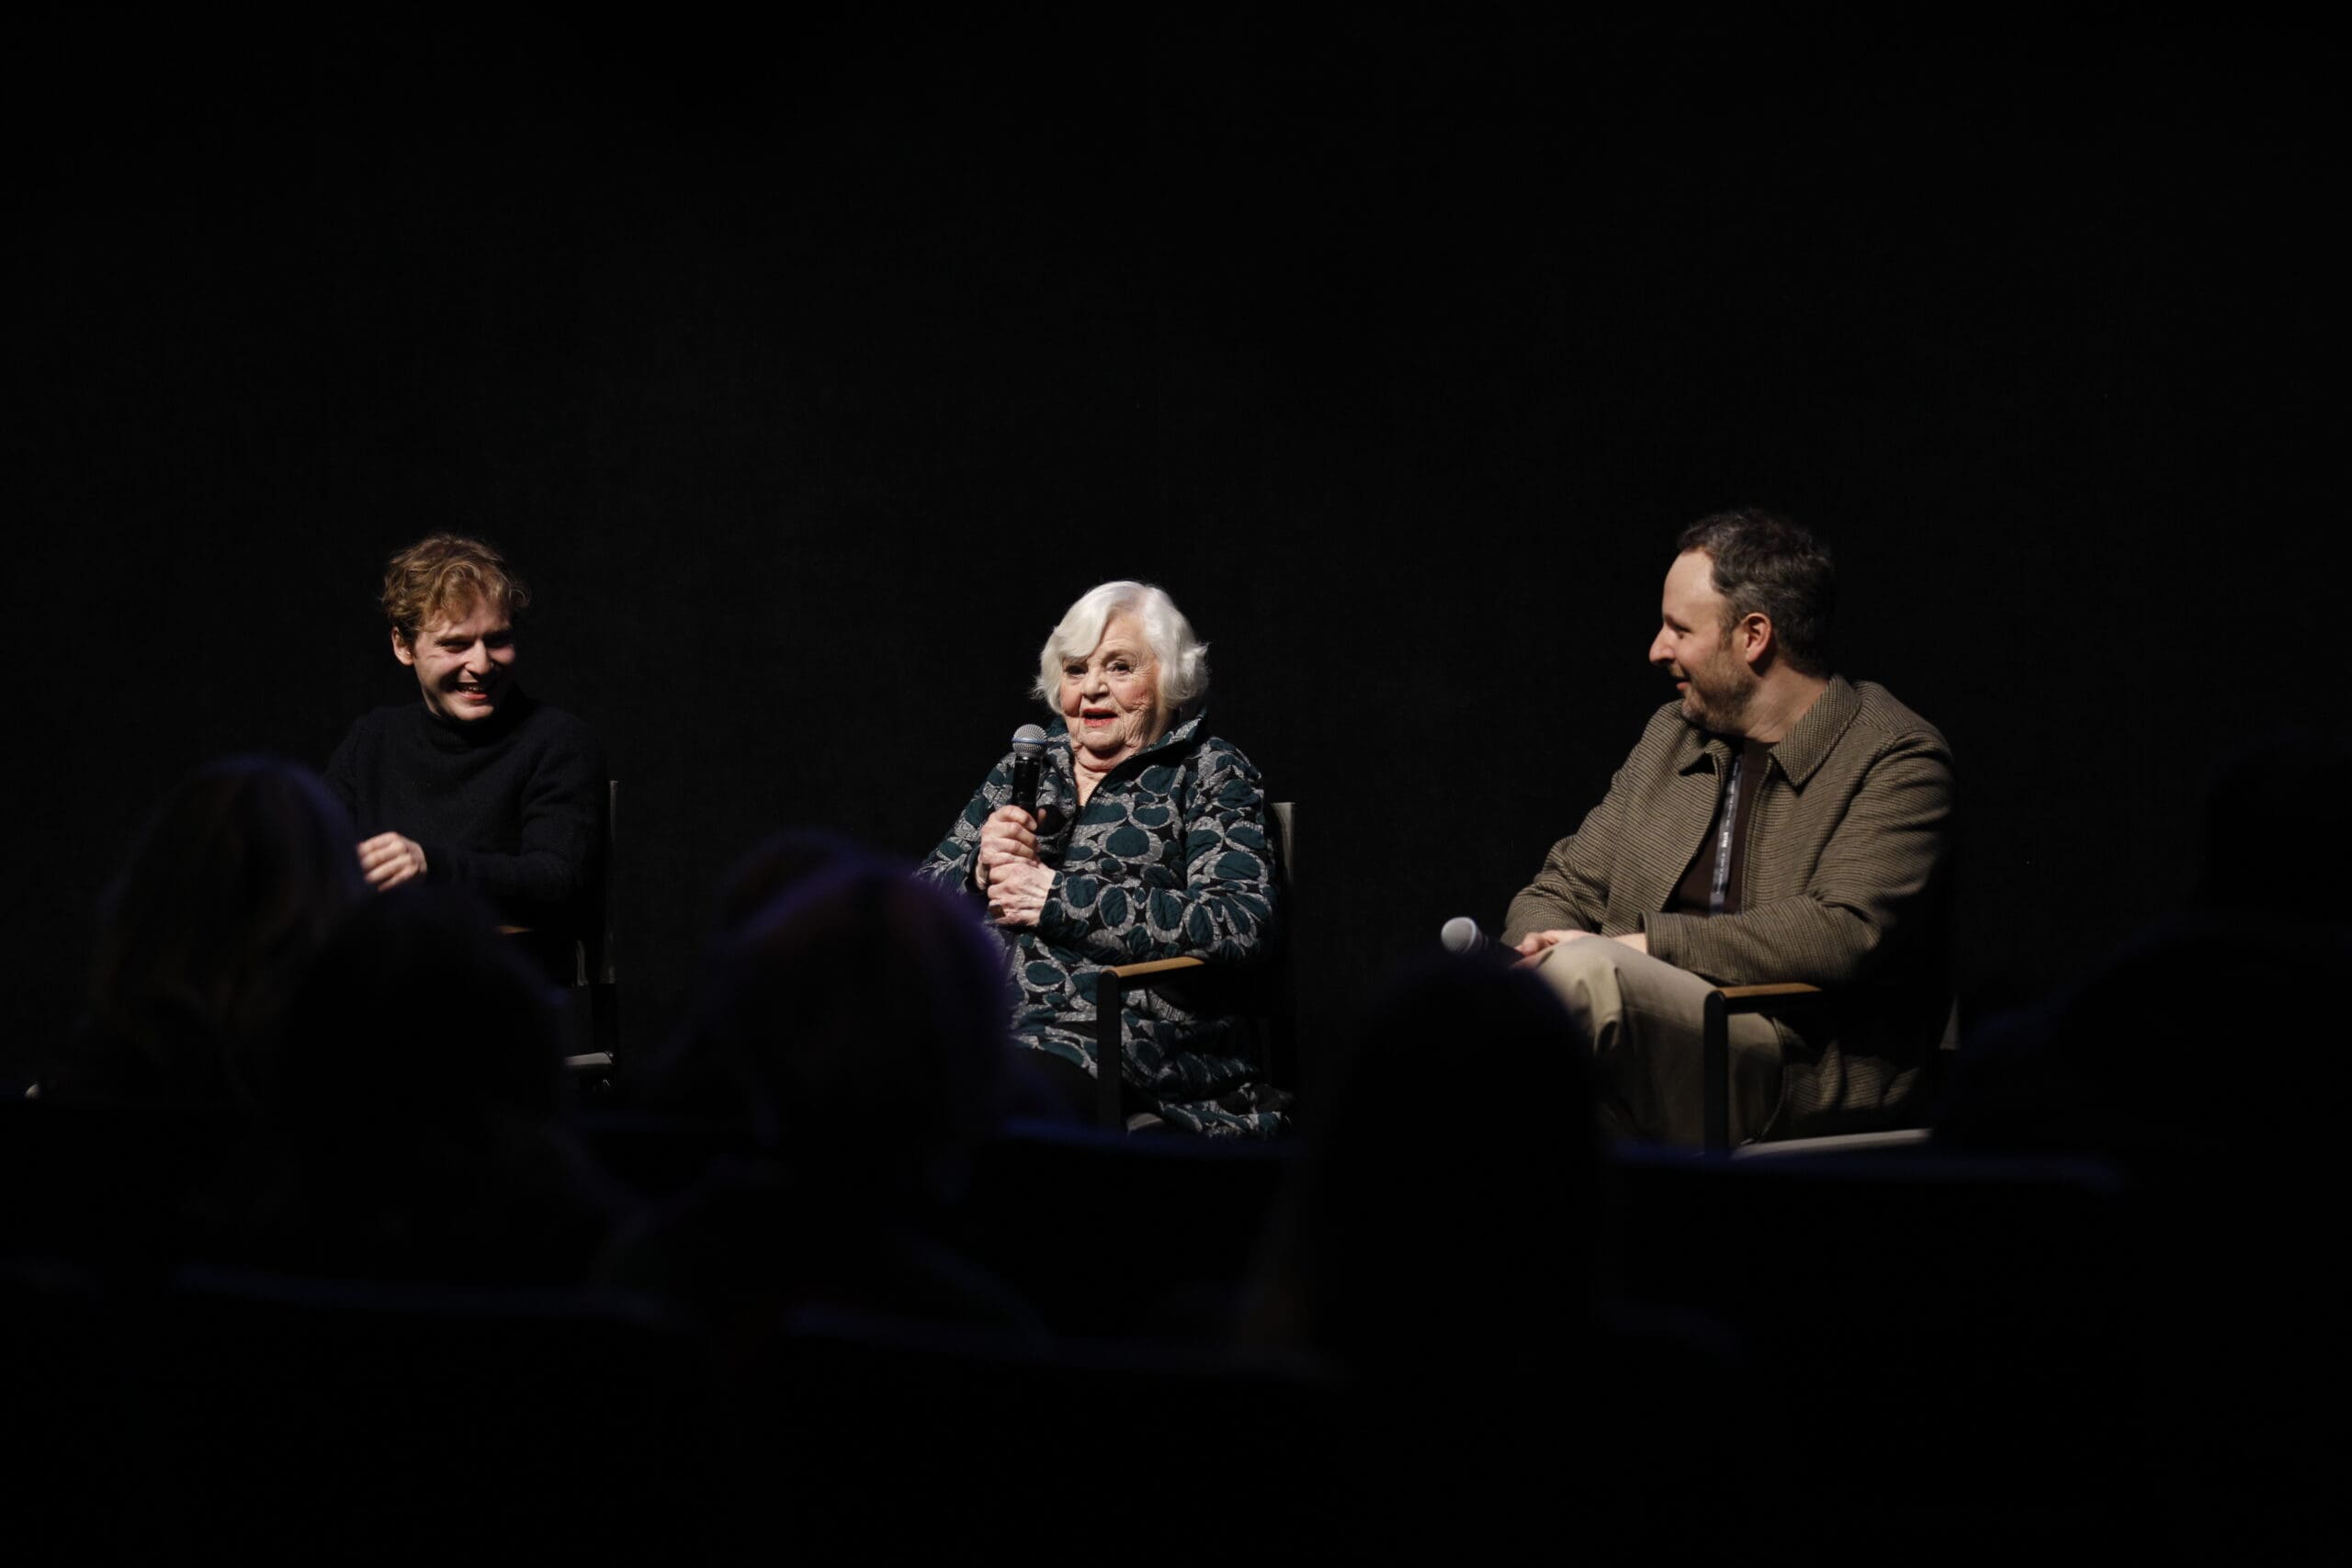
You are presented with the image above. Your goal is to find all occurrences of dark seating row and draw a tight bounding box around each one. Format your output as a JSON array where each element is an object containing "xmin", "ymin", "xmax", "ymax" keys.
[{"xmin": 7, "ymin": 1097, "xmax": 2250, "ymax": 1548}]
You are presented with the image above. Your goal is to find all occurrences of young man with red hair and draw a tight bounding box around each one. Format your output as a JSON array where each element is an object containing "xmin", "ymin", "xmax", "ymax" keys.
[{"xmin": 325, "ymin": 534, "xmax": 605, "ymax": 978}]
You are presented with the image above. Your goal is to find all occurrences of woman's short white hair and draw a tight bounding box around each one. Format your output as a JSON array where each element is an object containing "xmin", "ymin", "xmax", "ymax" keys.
[{"xmin": 1031, "ymin": 581, "xmax": 1211, "ymax": 715}]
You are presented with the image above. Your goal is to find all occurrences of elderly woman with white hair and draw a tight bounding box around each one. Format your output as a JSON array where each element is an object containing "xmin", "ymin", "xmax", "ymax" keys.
[{"xmin": 920, "ymin": 581, "xmax": 1286, "ymax": 1135}]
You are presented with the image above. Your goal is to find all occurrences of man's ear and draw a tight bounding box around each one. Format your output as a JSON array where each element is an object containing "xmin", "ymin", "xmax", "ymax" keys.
[
  {"xmin": 391, "ymin": 627, "xmax": 417, "ymax": 668},
  {"xmin": 1737, "ymin": 612, "xmax": 1774, "ymax": 669}
]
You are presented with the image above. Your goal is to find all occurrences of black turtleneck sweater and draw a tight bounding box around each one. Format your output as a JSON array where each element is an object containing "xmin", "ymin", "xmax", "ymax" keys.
[{"xmin": 324, "ymin": 692, "xmax": 606, "ymax": 931}]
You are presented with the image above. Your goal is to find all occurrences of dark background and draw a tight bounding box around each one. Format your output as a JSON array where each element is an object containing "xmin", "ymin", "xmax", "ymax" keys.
[{"xmin": 11, "ymin": 17, "xmax": 2332, "ymax": 1093}]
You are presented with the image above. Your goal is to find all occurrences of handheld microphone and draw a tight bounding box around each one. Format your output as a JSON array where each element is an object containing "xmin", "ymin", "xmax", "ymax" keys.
[
  {"xmin": 1440, "ymin": 916, "xmax": 1497, "ymax": 956},
  {"xmin": 1009, "ymin": 724, "xmax": 1048, "ymax": 819}
]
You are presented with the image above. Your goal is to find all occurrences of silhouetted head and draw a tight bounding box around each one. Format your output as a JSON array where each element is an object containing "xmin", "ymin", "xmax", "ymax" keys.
[
  {"xmin": 244, "ymin": 886, "xmax": 620, "ymax": 1285},
  {"xmin": 266, "ymin": 886, "xmax": 568, "ymax": 1133},
  {"xmin": 1939, "ymin": 728, "xmax": 2352, "ymax": 1179},
  {"xmin": 689, "ymin": 860, "xmax": 1015, "ymax": 1202},
  {"xmin": 64, "ymin": 756, "xmax": 364, "ymax": 1107},
  {"xmin": 2191, "ymin": 728, "xmax": 2346, "ymax": 919},
  {"xmin": 711, "ymin": 827, "xmax": 871, "ymax": 937},
  {"xmin": 1276, "ymin": 953, "xmax": 1598, "ymax": 1373}
]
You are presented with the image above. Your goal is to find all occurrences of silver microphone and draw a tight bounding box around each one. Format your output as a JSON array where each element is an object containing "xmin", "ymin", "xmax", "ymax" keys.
[{"xmin": 1440, "ymin": 916, "xmax": 1493, "ymax": 956}]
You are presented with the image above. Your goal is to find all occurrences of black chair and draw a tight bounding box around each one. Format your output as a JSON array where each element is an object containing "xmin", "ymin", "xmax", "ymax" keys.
[
  {"xmin": 742, "ymin": 1305, "xmax": 1335, "ymax": 1544},
  {"xmin": 137, "ymin": 1264, "xmax": 708, "ymax": 1550},
  {"xmin": 560, "ymin": 779, "xmax": 621, "ymax": 1088},
  {"xmin": 1091, "ymin": 800, "xmax": 1295, "ymax": 1132},
  {"xmin": 1609, "ymin": 1144, "xmax": 2140, "ymax": 1543},
  {"xmin": 1701, "ymin": 980, "xmax": 1825, "ymax": 1151},
  {"xmin": 3, "ymin": 1255, "xmax": 120, "ymax": 1519},
  {"xmin": 963, "ymin": 1118, "xmax": 1297, "ymax": 1336},
  {"xmin": 0, "ymin": 1097, "xmax": 240, "ymax": 1279},
  {"xmin": 503, "ymin": 783, "xmax": 617, "ymax": 1065},
  {"xmin": 1702, "ymin": 981, "xmax": 1961, "ymax": 1153}
]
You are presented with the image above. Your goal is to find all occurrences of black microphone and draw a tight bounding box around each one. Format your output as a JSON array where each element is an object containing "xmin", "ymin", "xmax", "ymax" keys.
[{"xmin": 1009, "ymin": 724, "xmax": 1048, "ymax": 819}]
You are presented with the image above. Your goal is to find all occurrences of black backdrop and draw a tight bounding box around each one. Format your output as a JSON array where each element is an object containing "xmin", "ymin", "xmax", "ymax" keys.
[{"xmin": 12, "ymin": 18, "xmax": 2333, "ymax": 1093}]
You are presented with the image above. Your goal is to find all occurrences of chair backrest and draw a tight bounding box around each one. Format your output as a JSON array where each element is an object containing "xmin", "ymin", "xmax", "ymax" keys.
[
  {"xmin": 566, "ymin": 782, "xmax": 621, "ymax": 1073},
  {"xmin": 1264, "ymin": 801, "xmax": 1298, "ymax": 1094}
]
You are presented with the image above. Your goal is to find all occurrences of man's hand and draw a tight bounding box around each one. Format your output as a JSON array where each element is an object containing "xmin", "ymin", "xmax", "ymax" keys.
[
  {"xmin": 1514, "ymin": 926, "xmax": 1646, "ymax": 964},
  {"xmin": 1512, "ymin": 928, "xmax": 1591, "ymax": 965},
  {"xmin": 1512, "ymin": 928, "xmax": 1649, "ymax": 965},
  {"xmin": 986, "ymin": 859, "xmax": 1054, "ymax": 929},
  {"xmin": 358, "ymin": 832, "xmax": 428, "ymax": 891},
  {"xmin": 977, "ymin": 805, "xmax": 1040, "ymax": 890}
]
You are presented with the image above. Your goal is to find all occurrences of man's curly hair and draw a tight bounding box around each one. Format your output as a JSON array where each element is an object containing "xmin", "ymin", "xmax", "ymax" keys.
[{"xmin": 379, "ymin": 534, "xmax": 531, "ymax": 646}]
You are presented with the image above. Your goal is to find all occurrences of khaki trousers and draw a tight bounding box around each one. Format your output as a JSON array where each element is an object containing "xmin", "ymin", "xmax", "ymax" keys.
[{"xmin": 1524, "ymin": 937, "xmax": 1783, "ymax": 1146}]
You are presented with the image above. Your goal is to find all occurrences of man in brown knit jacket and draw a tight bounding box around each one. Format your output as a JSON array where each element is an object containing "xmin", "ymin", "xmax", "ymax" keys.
[{"xmin": 1503, "ymin": 511, "xmax": 1956, "ymax": 1145}]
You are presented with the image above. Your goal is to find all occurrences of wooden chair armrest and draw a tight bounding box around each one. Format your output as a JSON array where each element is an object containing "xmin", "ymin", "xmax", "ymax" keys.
[
  {"xmin": 1715, "ymin": 982, "xmax": 1824, "ymax": 1010},
  {"xmin": 1105, "ymin": 956, "xmax": 1211, "ymax": 981},
  {"xmin": 1093, "ymin": 957, "xmax": 1213, "ymax": 1130},
  {"xmin": 1702, "ymin": 983, "xmax": 1826, "ymax": 1151}
]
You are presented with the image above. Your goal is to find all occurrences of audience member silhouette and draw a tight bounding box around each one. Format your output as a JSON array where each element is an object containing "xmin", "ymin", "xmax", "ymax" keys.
[
  {"xmin": 612, "ymin": 852, "xmax": 1037, "ymax": 1346},
  {"xmin": 1939, "ymin": 728, "xmax": 2348, "ymax": 1170},
  {"xmin": 1249, "ymin": 954, "xmax": 1598, "ymax": 1373},
  {"xmin": 1242, "ymin": 953, "xmax": 1738, "ymax": 1549},
  {"xmin": 45, "ymin": 756, "xmax": 365, "ymax": 1110},
  {"xmin": 621, "ymin": 828, "xmax": 868, "ymax": 1119},
  {"xmin": 222, "ymin": 886, "xmax": 627, "ymax": 1284},
  {"xmin": 705, "ymin": 861, "xmax": 1015, "ymax": 1182},
  {"xmin": 709, "ymin": 826, "xmax": 870, "ymax": 936},
  {"xmin": 1935, "ymin": 728, "xmax": 2348, "ymax": 1544}
]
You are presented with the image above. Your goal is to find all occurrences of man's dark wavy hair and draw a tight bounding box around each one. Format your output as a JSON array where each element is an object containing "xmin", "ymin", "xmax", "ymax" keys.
[{"xmin": 1675, "ymin": 508, "xmax": 1837, "ymax": 677}]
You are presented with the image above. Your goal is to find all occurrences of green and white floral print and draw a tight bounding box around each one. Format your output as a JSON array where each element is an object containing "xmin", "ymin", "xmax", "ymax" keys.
[{"xmin": 921, "ymin": 711, "xmax": 1287, "ymax": 1135}]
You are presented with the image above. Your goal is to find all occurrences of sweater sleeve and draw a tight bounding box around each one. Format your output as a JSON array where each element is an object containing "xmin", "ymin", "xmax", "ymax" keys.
[
  {"xmin": 1643, "ymin": 728, "xmax": 1954, "ymax": 987},
  {"xmin": 1035, "ymin": 740, "xmax": 1280, "ymax": 967},
  {"xmin": 916, "ymin": 755, "xmax": 1014, "ymax": 897},
  {"xmin": 424, "ymin": 719, "xmax": 608, "ymax": 917}
]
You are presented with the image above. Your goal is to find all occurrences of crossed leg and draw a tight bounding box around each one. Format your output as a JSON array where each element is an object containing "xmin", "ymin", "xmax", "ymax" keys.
[{"xmin": 1523, "ymin": 936, "xmax": 1784, "ymax": 1146}]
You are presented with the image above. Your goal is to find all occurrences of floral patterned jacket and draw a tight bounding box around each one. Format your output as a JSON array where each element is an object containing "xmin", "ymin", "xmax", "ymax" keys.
[{"xmin": 918, "ymin": 710, "xmax": 1286, "ymax": 1135}]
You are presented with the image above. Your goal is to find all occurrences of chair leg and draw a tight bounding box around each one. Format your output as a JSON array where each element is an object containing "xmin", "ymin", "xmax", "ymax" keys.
[
  {"xmin": 590, "ymin": 981, "xmax": 619, "ymax": 1060},
  {"xmin": 1094, "ymin": 973, "xmax": 1126, "ymax": 1132},
  {"xmin": 1702, "ymin": 990, "xmax": 1730, "ymax": 1153}
]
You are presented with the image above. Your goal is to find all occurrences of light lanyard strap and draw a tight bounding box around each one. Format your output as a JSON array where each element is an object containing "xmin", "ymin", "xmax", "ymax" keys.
[{"xmin": 1708, "ymin": 752, "xmax": 1743, "ymax": 916}]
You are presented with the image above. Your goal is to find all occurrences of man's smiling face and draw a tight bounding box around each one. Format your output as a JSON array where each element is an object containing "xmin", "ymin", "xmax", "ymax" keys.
[
  {"xmin": 1649, "ymin": 549, "xmax": 1756, "ymax": 736},
  {"xmin": 394, "ymin": 596, "xmax": 517, "ymax": 722}
]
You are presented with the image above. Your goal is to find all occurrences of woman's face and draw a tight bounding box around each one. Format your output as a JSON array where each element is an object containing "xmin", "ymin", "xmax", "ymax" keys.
[{"xmin": 1058, "ymin": 609, "xmax": 1167, "ymax": 767}]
